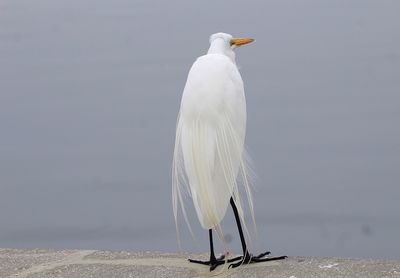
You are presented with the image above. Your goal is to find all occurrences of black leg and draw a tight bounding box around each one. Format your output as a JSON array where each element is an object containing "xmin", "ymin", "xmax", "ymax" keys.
[
  {"xmin": 229, "ymin": 197, "xmax": 287, "ymax": 269},
  {"xmin": 188, "ymin": 229, "xmax": 241, "ymax": 271},
  {"xmin": 230, "ymin": 198, "xmax": 248, "ymax": 254}
]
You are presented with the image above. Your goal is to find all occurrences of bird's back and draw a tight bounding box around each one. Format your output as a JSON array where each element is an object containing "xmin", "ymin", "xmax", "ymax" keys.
[
  {"xmin": 173, "ymin": 53, "xmax": 249, "ymax": 230},
  {"xmin": 181, "ymin": 54, "xmax": 245, "ymax": 124}
]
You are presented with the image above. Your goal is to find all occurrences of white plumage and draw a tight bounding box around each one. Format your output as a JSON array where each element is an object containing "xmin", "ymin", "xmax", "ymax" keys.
[{"xmin": 172, "ymin": 33, "xmax": 255, "ymax": 241}]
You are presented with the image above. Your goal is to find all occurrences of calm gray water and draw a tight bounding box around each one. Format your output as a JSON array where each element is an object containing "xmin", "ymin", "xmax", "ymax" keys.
[{"xmin": 1, "ymin": 0, "xmax": 399, "ymax": 259}]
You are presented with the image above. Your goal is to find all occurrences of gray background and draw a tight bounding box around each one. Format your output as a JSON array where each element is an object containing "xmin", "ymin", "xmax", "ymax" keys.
[{"xmin": 1, "ymin": 0, "xmax": 399, "ymax": 259}]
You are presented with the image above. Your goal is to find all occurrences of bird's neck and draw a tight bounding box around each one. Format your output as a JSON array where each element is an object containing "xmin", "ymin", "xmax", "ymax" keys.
[{"xmin": 207, "ymin": 39, "xmax": 236, "ymax": 62}]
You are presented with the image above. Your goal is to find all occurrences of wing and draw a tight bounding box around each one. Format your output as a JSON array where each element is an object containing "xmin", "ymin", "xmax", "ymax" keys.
[{"xmin": 172, "ymin": 54, "xmax": 255, "ymax": 240}]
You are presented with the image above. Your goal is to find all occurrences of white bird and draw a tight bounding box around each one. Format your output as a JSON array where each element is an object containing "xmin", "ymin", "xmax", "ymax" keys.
[{"xmin": 172, "ymin": 32, "xmax": 286, "ymax": 271}]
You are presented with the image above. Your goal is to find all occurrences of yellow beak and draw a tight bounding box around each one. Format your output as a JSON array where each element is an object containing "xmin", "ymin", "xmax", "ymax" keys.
[{"xmin": 230, "ymin": 37, "xmax": 254, "ymax": 47}]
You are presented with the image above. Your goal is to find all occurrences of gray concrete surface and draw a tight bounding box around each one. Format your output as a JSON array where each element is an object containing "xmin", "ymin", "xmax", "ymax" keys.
[{"xmin": 1, "ymin": 248, "xmax": 399, "ymax": 278}]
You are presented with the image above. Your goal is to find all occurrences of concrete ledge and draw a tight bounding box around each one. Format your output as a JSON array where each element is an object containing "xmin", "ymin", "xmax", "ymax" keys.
[{"xmin": 1, "ymin": 248, "xmax": 399, "ymax": 277}]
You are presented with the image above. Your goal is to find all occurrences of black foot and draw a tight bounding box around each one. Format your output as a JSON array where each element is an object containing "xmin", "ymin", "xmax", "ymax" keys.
[
  {"xmin": 229, "ymin": 251, "xmax": 287, "ymax": 269},
  {"xmin": 189, "ymin": 254, "xmax": 242, "ymax": 271}
]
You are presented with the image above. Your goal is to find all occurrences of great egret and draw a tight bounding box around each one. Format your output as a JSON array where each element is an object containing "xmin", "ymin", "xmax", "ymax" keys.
[{"xmin": 172, "ymin": 32, "xmax": 286, "ymax": 271}]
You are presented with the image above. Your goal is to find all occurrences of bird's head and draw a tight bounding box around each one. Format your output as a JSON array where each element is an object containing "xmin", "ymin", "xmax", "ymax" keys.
[{"xmin": 208, "ymin": 32, "xmax": 254, "ymax": 62}]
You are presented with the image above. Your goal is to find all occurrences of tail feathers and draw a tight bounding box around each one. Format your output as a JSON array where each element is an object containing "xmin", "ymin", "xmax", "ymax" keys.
[
  {"xmin": 172, "ymin": 113, "xmax": 256, "ymax": 248},
  {"xmin": 172, "ymin": 116, "xmax": 194, "ymax": 245}
]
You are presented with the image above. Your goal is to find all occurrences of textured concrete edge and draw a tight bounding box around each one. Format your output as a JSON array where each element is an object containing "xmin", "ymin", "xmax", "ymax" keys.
[
  {"xmin": 1, "ymin": 249, "xmax": 204, "ymax": 277},
  {"xmin": 11, "ymin": 250, "xmax": 96, "ymax": 277},
  {"xmin": 1, "ymin": 248, "xmax": 400, "ymax": 278}
]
